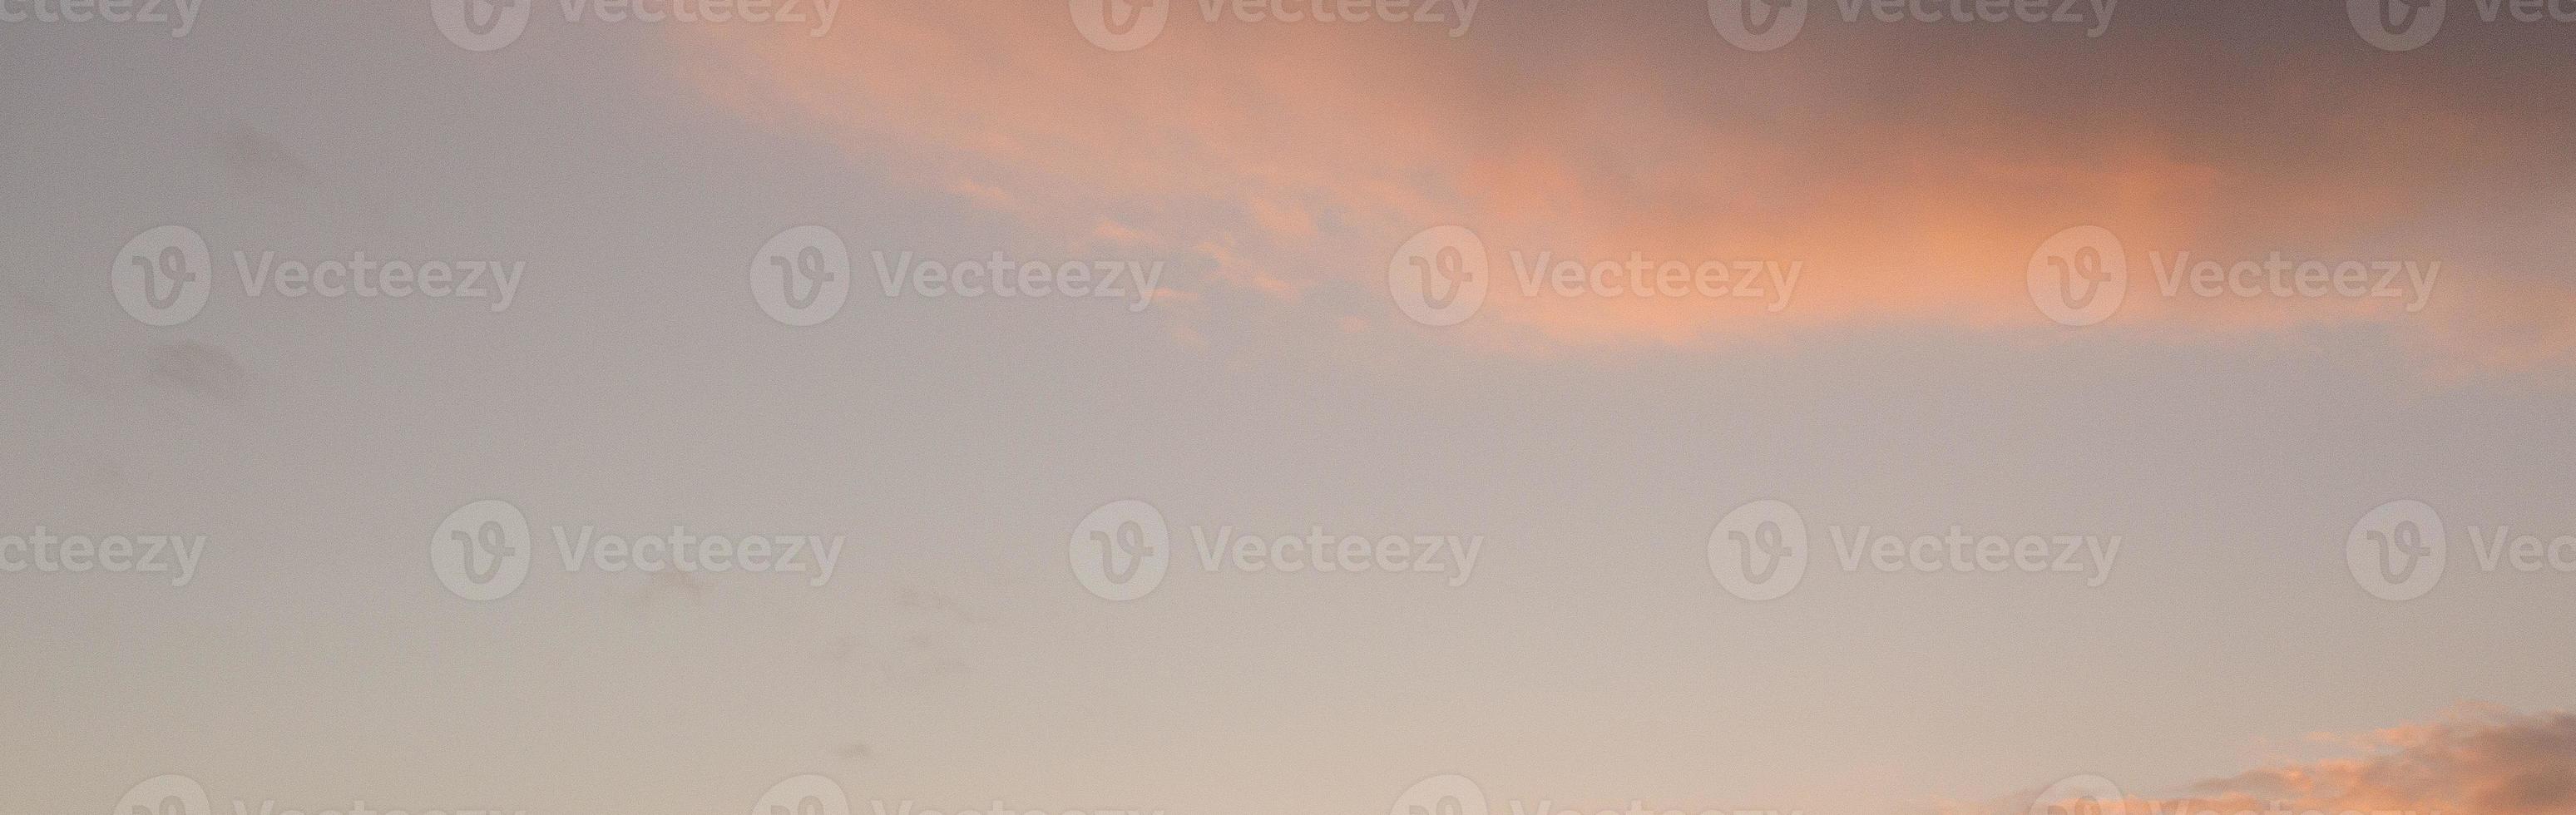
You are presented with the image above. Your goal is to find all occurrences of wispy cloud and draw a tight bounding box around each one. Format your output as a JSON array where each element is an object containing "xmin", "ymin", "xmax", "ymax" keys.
[
  {"xmin": 1970, "ymin": 706, "xmax": 2576, "ymax": 815},
  {"xmin": 671, "ymin": 2, "xmax": 2576, "ymax": 367}
]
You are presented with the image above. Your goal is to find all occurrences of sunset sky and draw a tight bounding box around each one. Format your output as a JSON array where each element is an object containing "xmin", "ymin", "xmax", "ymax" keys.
[{"xmin": 3, "ymin": 2, "xmax": 2574, "ymax": 814}]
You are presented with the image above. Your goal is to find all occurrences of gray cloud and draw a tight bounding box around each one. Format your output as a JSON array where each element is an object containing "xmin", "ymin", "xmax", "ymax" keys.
[
  {"xmin": 211, "ymin": 124, "xmax": 318, "ymax": 186},
  {"xmin": 145, "ymin": 341, "xmax": 250, "ymax": 400}
]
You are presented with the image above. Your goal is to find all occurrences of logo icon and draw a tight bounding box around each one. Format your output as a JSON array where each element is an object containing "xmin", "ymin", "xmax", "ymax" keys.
[
  {"xmin": 1708, "ymin": 499, "xmax": 1808, "ymax": 600},
  {"xmin": 111, "ymin": 225, "xmax": 211, "ymax": 326},
  {"xmin": 1072, "ymin": 0, "xmax": 1170, "ymax": 52},
  {"xmin": 2028, "ymin": 775, "xmax": 2125, "ymax": 815},
  {"xmin": 1708, "ymin": 0, "xmax": 1807, "ymax": 52},
  {"xmin": 431, "ymin": 499, "xmax": 534, "ymax": 600},
  {"xmin": 1069, "ymin": 499, "xmax": 1170, "ymax": 600},
  {"xmin": 2029, "ymin": 225, "xmax": 2127, "ymax": 327},
  {"xmin": 2349, "ymin": 0, "xmax": 2444, "ymax": 51},
  {"xmin": 1391, "ymin": 774, "xmax": 1488, "ymax": 815},
  {"xmin": 1390, "ymin": 225, "xmax": 1490, "ymax": 327},
  {"xmin": 753, "ymin": 775, "xmax": 851, "ymax": 815},
  {"xmin": 2348, "ymin": 500, "xmax": 2445, "ymax": 600},
  {"xmin": 751, "ymin": 225, "xmax": 853, "ymax": 326},
  {"xmin": 117, "ymin": 775, "xmax": 211, "ymax": 815},
  {"xmin": 433, "ymin": 0, "xmax": 533, "ymax": 52}
]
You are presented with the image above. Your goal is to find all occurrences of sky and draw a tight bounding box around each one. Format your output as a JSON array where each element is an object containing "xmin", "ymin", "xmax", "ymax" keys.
[{"xmin": 2, "ymin": 1, "xmax": 2574, "ymax": 814}]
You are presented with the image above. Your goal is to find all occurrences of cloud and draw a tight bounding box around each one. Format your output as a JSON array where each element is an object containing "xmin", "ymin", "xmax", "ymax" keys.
[
  {"xmin": 1984, "ymin": 706, "xmax": 2576, "ymax": 815},
  {"xmin": 0, "ymin": 276, "xmax": 49, "ymax": 317},
  {"xmin": 670, "ymin": 2, "xmax": 2576, "ymax": 367},
  {"xmin": 623, "ymin": 568, "xmax": 712, "ymax": 610},
  {"xmin": 145, "ymin": 341, "xmax": 250, "ymax": 400},
  {"xmin": 895, "ymin": 584, "xmax": 992, "ymax": 626},
  {"xmin": 57, "ymin": 338, "xmax": 252, "ymax": 402},
  {"xmin": 210, "ymin": 124, "xmax": 318, "ymax": 187}
]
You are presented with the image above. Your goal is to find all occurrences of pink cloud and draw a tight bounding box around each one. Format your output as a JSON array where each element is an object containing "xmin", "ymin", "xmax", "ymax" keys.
[
  {"xmin": 1987, "ymin": 707, "xmax": 2576, "ymax": 815},
  {"xmin": 670, "ymin": 2, "xmax": 2576, "ymax": 367}
]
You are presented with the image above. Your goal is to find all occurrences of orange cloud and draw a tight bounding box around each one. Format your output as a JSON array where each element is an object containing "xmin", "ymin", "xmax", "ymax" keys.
[
  {"xmin": 1988, "ymin": 706, "xmax": 2576, "ymax": 815},
  {"xmin": 670, "ymin": 2, "xmax": 2576, "ymax": 366}
]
